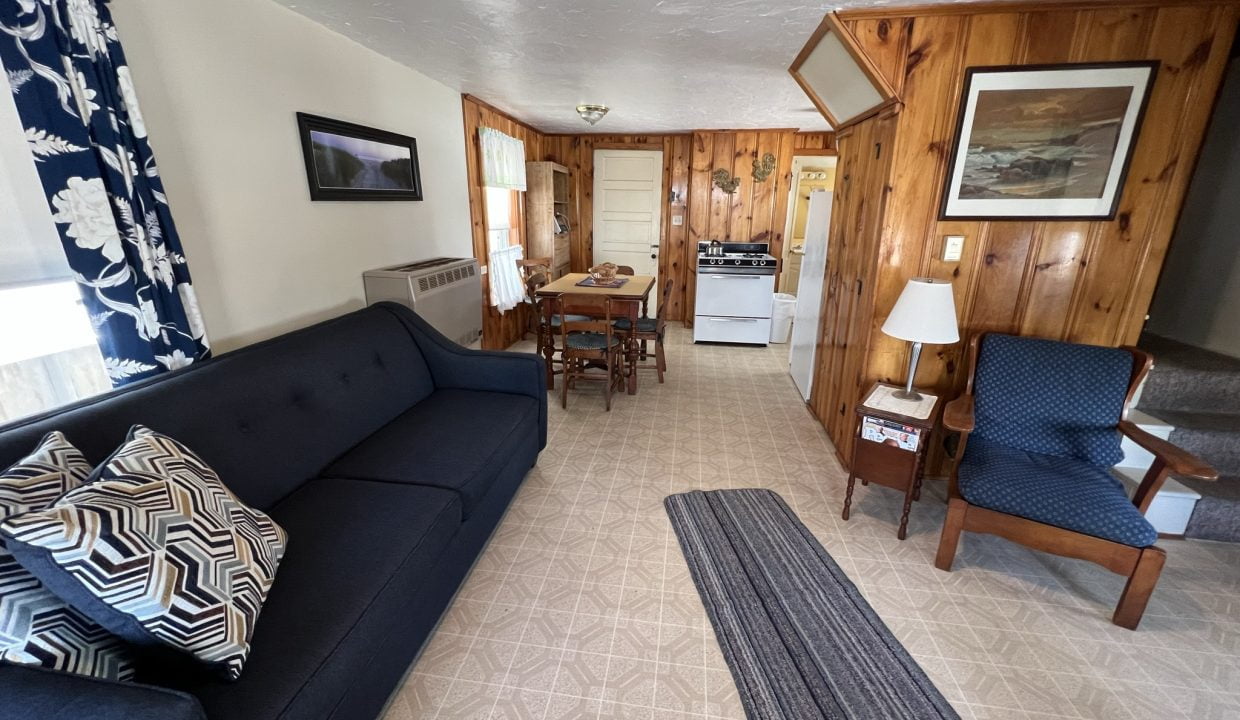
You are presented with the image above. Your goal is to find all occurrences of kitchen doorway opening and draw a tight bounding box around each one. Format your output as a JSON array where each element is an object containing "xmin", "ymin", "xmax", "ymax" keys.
[{"xmin": 780, "ymin": 156, "xmax": 838, "ymax": 295}]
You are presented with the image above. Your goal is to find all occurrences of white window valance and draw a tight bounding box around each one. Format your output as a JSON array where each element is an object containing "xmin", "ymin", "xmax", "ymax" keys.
[{"xmin": 479, "ymin": 127, "xmax": 527, "ymax": 191}]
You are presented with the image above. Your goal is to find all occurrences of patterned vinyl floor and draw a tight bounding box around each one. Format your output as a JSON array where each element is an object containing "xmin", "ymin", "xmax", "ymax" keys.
[{"xmin": 382, "ymin": 325, "xmax": 1240, "ymax": 720}]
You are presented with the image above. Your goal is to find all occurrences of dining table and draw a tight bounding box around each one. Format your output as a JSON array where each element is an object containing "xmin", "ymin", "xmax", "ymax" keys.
[{"xmin": 535, "ymin": 273, "xmax": 655, "ymax": 395}]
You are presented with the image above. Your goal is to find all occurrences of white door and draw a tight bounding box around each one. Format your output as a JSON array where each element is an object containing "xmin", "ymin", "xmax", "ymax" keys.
[
  {"xmin": 593, "ymin": 149, "xmax": 662, "ymax": 310},
  {"xmin": 789, "ymin": 190, "xmax": 832, "ymax": 401}
]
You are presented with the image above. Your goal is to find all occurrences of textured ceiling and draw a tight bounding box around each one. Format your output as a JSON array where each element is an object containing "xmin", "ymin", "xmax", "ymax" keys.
[{"xmin": 275, "ymin": 0, "xmax": 970, "ymax": 134}]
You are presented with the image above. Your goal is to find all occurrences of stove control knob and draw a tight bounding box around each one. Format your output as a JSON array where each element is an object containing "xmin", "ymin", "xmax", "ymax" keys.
[
  {"xmin": 751, "ymin": 259, "xmax": 759, "ymax": 266},
  {"xmin": 733, "ymin": 258, "xmax": 742, "ymax": 265}
]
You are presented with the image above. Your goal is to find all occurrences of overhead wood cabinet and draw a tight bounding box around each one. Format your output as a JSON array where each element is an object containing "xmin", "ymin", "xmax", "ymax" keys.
[{"xmin": 525, "ymin": 161, "xmax": 572, "ymax": 279}]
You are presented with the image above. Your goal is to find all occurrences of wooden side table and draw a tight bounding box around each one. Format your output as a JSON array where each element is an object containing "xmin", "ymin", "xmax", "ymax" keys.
[{"xmin": 842, "ymin": 382, "xmax": 943, "ymax": 540}]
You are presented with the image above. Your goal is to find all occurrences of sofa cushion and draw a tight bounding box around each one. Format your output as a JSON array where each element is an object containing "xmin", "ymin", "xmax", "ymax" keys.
[
  {"xmin": 2, "ymin": 427, "xmax": 287, "ymax": 680},
  {"xmin": 0, "ymin": 306, "xmax": 436, "ymax": 511},
  {"xmin": 0, "ymin": 432, "xmax": 136, "ymax": 681},
  {"xmin": 959, "ymin": 437, "xmax": 1157, "ymax": 547},
  {"xmin": 972, "ymin": 334, "xmax": 1132, "ymax": 467},
  {"xmin": 325, "ymin": 389, "xmax": 540, "ymax": 518},
  {"xmin": 157, "ymin": 478, "xmax": 461, "ymax": 719}
]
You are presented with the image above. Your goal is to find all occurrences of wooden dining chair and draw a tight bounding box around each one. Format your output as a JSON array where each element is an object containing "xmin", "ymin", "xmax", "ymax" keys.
[
  {"xmin": 615, "ymin": 265, "xmax": 636, "ymax": 276},
  {"xmin": 614, "ymin": 278, "xmax": 672, "ymax": 383},
  {"xmin": 518, "ymin": 256, "xmax": 552, "ymax": 277},
  {"xmin": 936, "ymin": 333, "xmax": 1217, "ymax": 630},
  {"xmin": 558, "ymin": 294, "xmax": 625, "ymax": 410},
  {"xmin": 524, "ymin": 272, "xmax": 587, "ymax": 382}
]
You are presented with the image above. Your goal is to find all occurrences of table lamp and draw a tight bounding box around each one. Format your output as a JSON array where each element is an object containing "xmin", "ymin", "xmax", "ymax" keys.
[{"xmin": 881, "ymin": 277, "xmax": 959, "ymax": 401}]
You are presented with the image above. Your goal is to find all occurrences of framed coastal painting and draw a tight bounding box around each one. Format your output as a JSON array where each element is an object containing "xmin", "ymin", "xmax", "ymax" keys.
[
  {"xmin": 940, "ymin": 62, "xmax": 1158, "ymax": 220},
  {"xmin": 296, "ymin": 112, "xmax": 422, "ymax": 201}
]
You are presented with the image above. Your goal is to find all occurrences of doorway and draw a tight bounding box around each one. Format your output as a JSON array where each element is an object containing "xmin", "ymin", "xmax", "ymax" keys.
[
  {"xmin": 779, "ymin": 156, "xmax": 837, "ymax": 295},
  {"xmin": 593, "ymin": 148, "xmax": 663, "ymax": 310}
]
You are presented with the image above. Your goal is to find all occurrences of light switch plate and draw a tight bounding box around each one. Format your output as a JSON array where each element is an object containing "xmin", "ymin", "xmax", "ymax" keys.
[
  {"xmin": 672, "ymin": 215, "xmax": 684, "ymax": 226},
  {"xmin": 943, "ymin": 235, "xmax": 965, "ymax": 262}
]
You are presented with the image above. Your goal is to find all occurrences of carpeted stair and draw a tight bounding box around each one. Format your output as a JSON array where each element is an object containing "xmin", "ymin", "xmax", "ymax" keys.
[{"xmin": 1138, "ymin": 333, "xmax": 1240, "ymax": 542}]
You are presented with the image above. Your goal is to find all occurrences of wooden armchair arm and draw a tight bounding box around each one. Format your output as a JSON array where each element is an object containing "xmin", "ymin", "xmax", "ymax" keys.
[
  {"xmin": 1118, "ymin": 421, "xmax": 1216, "ymax": 481},
  {"xmin": 1119, "ymin": 420, "xmax": 1216, "ymax": 514},
  {"xmin": 943, "ymin": 395, "xmax": 975, "ymax": 434}
]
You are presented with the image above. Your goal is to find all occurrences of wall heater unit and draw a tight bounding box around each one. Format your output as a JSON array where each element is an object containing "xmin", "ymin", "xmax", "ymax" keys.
[{"xmin": 362, "ymin": 258, "xmax": 482, "ymax": 346}]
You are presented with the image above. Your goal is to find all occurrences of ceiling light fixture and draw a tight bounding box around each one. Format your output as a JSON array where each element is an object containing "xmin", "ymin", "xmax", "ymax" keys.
[{"xmin": 576, "ymin": 104, "xmax": 609, "ymax": 126}]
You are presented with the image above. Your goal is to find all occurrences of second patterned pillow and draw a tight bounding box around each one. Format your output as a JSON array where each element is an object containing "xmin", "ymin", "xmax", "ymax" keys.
[{"xmin": 1, "ymin": 426, "xmax": 288, "ymax": 680}]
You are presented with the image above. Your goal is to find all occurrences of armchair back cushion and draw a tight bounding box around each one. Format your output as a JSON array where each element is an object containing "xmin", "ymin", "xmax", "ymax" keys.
[{"xmin": 973, "ymin": 334, "xmax": 1131, "ymax": 467}]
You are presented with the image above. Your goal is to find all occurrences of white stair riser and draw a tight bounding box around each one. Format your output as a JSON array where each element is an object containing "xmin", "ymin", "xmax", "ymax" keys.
[{"xmin": 1115, "ymin": 467, "xmax": 1200, "ymax": 536}]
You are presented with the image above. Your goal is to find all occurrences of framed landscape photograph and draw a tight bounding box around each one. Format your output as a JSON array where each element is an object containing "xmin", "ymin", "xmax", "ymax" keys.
[
  {"xmin": 296, "ymin": 112, "xmax": 422, "ymax": 201},
  {"xmin": 940, "ymin": 61, "xmax": 1158, "ymax": 220}
]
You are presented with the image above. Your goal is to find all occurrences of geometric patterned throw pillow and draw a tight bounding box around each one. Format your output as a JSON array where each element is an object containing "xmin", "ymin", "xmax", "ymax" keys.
[
  {"xmin": 0, "ymin": 432, "xmax": 136, "ymax": 681},
  {"xmin": 0, "ymin": 426, "xmax": 288, "ymax": 681}
]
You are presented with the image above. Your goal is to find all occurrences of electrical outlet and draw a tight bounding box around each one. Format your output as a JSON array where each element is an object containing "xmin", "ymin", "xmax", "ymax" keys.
[
  {"xmin": 672, "ymin": 215, "xmax": 684, "ymax": 226},
  {"xmin": 943, "ymin": 235, "xmax": 965, "ymax": 262}
]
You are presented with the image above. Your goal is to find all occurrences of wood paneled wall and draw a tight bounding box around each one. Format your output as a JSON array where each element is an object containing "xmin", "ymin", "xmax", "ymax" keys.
[
  {"xmin": 540, "ymin": 131, "xmax": 834, "ymax": 326},
  {"xmin": 810, "ymin": 2, "xmax": 1240, "ymax": 468},
  {"xmin": 540, "ymin": 135, "xmax": 691, "ymax": 321},
  {"xmin": 462, "ymin": 90, "xmax": 835, "ymax": 346},
  {"xmin": 461, "ymin": 95, "xmax": 542, "ymax": 349}
]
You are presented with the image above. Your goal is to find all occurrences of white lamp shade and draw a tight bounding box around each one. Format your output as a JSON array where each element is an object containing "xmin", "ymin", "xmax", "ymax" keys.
[{"xmin": 881, "ymin": 277, "xmax": 960, "ymax": 344}]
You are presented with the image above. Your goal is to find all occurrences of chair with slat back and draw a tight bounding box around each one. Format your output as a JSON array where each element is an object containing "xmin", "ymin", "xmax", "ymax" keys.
[
  {"xmin": 614, "ymin": 278, "xmax": 672, "ymax": 383},
  {"xmin": 936, "ymin": 333, "xmax": 1218, "ymax": 630},
  {"xmin": 558, "ymin": 294, "xmax": 625, "ymax": 410},
  {"xmin": 524, "ymin": 268, "xmax": 589, "ymax": 385}
]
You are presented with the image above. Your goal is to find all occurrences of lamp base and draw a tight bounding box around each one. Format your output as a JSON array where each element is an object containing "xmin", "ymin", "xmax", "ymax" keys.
[{"xmin": 890, "ymin": 388, "xmax": 924, "ymax": 402}]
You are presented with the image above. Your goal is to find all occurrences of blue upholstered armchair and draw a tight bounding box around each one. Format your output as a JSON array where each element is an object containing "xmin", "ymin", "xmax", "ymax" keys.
[{"xmin": 935, "ymin": 333, "xmax": 1216, "ymax": 630}]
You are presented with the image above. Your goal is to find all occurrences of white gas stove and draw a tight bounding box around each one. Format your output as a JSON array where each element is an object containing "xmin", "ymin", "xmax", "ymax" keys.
[{"xmin": 694, "ymin": 242, "xmax": 777, "ymax": 345}]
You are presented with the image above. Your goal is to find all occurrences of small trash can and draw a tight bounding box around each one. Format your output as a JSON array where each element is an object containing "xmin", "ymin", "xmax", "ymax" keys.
[{"xmin": 770, "ymin": 293, "xmax": 796, "ymax": 343}]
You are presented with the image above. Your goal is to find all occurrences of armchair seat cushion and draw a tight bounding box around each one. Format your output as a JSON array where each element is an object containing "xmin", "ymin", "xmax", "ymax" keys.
[{"xmin": 959, "ymin": 437, "xmax": 1157, "ymax": 547}]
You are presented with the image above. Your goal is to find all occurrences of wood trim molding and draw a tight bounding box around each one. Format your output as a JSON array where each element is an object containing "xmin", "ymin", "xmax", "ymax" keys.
[
  {"xmin": 462, "ymin": 94, "xmax": 545, "ymax": 136},
  {"xmin": 837, "ymin": 0, "xmax": 1240, "ymax": 21},
  {"xmin": 790, "ymin": 148, "xmax": 839, "ymax": 157},
  {"xmin": 590, "ymin": 142, "xmax": 664, "ymax": 151}
]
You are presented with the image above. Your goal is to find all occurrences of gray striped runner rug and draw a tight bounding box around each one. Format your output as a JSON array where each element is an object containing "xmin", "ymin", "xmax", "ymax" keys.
[{"xmin": 664, "ymin": 489, "xmax": 958, "ymax": 720}]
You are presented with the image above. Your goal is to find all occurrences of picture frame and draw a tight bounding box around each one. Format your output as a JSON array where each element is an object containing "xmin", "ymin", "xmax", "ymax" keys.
[
  {"xmin": 939, "ymin": 61, "xmax": 1158, "ymax": 220},
  {"xmin": 296, "ymin": 112, "xmax": 422, "ymax": 201},
  {"xmin": 788, "ymin": 12, "xmax": 898, "ymax": 130}
]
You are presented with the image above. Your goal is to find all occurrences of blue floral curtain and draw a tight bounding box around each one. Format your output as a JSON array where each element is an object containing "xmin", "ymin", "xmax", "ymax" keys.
[{"xmin": 0, "ymin": 0, "xmax": 209, "ymax": 385}]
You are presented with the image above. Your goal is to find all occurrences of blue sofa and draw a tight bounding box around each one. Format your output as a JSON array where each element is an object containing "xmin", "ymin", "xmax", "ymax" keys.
[{"xmin": 0, "ymin": 303, "xmax": 546, "ymax": 720}]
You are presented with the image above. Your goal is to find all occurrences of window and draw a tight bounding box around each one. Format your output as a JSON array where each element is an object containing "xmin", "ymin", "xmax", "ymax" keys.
[
  {"xmin": 485, "ymin": 185, "xmax": 513, "ymax": 251},
  {"xmin": 0, "ymin": 69, "xmax": 109, "ymax": 424}
]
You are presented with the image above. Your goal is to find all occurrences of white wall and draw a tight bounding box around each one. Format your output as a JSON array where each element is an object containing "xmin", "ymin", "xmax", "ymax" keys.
[
  {"xmin": 1146, "ymin": 59, "xmax": 1240, "ymax": 358},
  {"xmin": 109, "ymin": 0, "xmax": 473, "ymax": 352}
]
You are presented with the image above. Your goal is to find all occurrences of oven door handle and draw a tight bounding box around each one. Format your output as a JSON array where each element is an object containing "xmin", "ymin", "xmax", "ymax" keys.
[
  {"xmin": 707, "ymin": 317, "xmax": 759, "ymax": 323},
  {"xmin": 706, "ymin": 274, "xmax": 767, "ymax": 279}
]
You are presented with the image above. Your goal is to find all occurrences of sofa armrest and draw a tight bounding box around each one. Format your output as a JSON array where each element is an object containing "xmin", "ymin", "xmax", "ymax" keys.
[
  {"xmin": 377, "ymin": 303, "xmax": 548, "ymax": 448},
  {"xmin": 0, "ymin": 665, "xmax": 205, "ymax": 720}
]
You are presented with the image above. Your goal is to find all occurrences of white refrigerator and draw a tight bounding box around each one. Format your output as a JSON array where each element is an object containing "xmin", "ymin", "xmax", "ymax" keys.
[{"xmin": 789, "ymin": 190, "xmax": 832, "ymax": 401}]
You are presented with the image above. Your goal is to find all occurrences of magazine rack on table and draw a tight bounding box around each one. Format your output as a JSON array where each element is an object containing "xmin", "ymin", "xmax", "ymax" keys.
[{"xmin": 843, "ymin": 382, "xmax": 943, "ymax": 540}]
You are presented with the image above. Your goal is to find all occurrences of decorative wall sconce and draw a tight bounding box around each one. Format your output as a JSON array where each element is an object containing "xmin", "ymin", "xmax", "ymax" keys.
[
  {"xmin": 752, "ymin": 152, "xmax": 776, "ymax": 182},
  {"xmin": 712, "ymin": 169, "xmax": 740, "ymax": 194}
]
